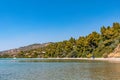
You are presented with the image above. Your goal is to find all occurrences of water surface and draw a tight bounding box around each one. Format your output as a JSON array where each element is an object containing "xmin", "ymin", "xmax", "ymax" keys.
[{"xmin": 0, "ymin": 58, "xmax": 120, "ymax": 80}]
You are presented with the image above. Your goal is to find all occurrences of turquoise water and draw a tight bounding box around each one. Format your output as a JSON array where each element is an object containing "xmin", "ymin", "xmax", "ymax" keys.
[{"xmin": 0, "ymin": 58, "xmax": 120, "ymax": 80}]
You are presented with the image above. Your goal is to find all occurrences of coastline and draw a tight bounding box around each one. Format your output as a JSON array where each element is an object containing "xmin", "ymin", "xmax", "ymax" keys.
[{"xmin": 39, "ymin": 58, "xmax": 120, "ymax": 62}]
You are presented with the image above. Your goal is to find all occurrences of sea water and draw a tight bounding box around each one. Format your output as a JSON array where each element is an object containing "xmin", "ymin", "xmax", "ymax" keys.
[{"xmin": 0, "ymin": 58, "xmax": 120, "ymax": 80}]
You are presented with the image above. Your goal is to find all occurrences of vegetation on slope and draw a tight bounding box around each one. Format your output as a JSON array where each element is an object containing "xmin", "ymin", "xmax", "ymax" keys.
[{"xmin": 0, "ymin": 22, "xmax": 120, "ymax": 58}]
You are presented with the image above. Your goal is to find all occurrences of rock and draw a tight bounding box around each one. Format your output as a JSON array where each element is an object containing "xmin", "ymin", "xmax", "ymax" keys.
[{"xmin": 108, "ymin": 44, "xmax": 120, "ymax": 58}]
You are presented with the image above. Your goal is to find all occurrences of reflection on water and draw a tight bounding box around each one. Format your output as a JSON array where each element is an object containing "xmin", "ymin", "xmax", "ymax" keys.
[{"xmin": 0, "ymin": 58, "xmax": 120, "ymax": 80}]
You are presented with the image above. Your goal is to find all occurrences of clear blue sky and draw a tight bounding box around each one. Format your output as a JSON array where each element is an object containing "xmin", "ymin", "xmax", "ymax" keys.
[{"xmin": 0, "ymin": 0, "xmax": 120, "ymax": 51}]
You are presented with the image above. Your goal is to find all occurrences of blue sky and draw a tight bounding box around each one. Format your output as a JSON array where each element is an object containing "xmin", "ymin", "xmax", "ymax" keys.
[{"xmin": 0, "ymin": 0, "xmax": 120, "ymax": 51}]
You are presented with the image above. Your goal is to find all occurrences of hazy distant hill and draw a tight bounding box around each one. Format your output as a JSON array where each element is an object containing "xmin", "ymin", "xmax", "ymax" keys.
[{"xmin": 0, "ymin": 42, "xmax": 53, "ymax": 56}]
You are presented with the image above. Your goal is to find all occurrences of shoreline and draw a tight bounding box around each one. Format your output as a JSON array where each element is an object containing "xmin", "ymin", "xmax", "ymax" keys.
[
  {"xmin": 45, "ymin": 58, "xmax": 120, "ymax": 62},
  {"xmin": 30, "ymin": 57, "xmax": 120, "ymax": 62}
]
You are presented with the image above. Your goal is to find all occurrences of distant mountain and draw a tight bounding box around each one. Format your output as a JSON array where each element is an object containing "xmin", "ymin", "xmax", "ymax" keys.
[{"xmin": 0, "ymin": 42, "xmax": 53, "ymax": 57}]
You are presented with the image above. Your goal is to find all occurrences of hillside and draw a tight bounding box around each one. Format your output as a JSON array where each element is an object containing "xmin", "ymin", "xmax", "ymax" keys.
[
  {"xmin": 0, "ymin": 22, "xmax": 120, "ymax": 58},
  {"xmin": 0, "ymin": 42, "xmax": 52, "ymax": 57}
]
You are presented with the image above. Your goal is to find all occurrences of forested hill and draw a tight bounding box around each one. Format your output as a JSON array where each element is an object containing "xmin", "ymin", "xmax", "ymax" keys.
[
  {"xmin": 0, "ymin": 43, "xmax": 52, "ymax": 57},
  {"xmin": 0, "ymin": 22, "xmax": 120, "ymax": 58}
]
